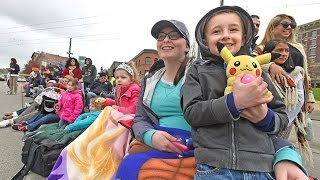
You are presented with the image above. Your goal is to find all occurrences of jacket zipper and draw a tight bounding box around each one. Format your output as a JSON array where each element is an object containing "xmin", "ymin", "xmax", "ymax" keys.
[
  {"xmin": 143, "ymin": 104, "xmax": 160, "ymax": 124},
  {"xmin": 231, "ymin": 121, "xmax": 236, "ymax": 169}
]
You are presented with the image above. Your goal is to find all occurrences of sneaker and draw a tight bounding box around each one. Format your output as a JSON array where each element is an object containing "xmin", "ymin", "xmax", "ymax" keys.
[
  {"xmin": 3, "ymin": 115, "xmax": 13, "ymax": 120},
  {"xmin": 24, "ymin": 103, "xmax": 31, "ymax": 108},
  {"xmin": 0, "ymin": 120, "xmax": 11, "ymax": 128},
  {"xmin": 12, "ymin": 124, "xmax": 26, "ymax": 131},
  {"xmin": 18, "ymin": 125, "xmax": 27, "ymax": 131},
  {"xmin": 6, "ymin": 91, "xmax": 12, "ymax": 95},
  {"xmin": 4, "ymin": 112, "xmax": 13, "ymax": 116},
  {"xmin": 19, "ymin": 120, "xmax": 27, "ymax": 126}
]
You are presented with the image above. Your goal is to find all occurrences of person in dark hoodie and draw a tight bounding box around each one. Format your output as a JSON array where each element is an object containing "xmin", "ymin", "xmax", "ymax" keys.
[
  {"xmin": 85, "ymin": 72, "xmax": 113, "ymax": 106},
  {"xmin": 182, "ymin": 6, "xmax": 308, "ymax": 179},
  {"xmin": 7, "ymin": 58, "xmax": 20, "ymax": 95},
  {"xmin": 82, "ymin": 57, "xmax": 97, "ymax": 89}
]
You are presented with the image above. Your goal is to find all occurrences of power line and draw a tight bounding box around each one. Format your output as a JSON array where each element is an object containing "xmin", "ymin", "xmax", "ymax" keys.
[
  {"xmin": 0, "ymin": 21, "xmax": 105, "ymax": 35},
  {"xmin": 0, "ymin": 33, "xmax": 120, "ymax": 44},
  {"xmin": 0, "ymin": 37, "xmax": 120, "ymax": 48},
  {"xmin": 0, "ymin": 16, "xmax": 100, "ymax": 31}
]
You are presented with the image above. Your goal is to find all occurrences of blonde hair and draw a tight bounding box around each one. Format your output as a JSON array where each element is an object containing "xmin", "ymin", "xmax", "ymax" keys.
[
  {"xmin": 90, "ymin": 97, "xmax": 106, "ymax": 110},
  {"xmin": 68, "ymin": 78, "xmax": 78, "ymax": 90},
  {"xmin": 116, "ymin": 61, "xmax": 141, "ymax": 85},
  {"xmin": 260, "ymin": 14, "xmax": 298, "ymax": 46}
]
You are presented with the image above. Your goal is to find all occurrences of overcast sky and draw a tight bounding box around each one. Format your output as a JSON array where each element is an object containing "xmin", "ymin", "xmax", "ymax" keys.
[{"xmin": 0, "ymin": 0, "xmax": 319, "ymax": 71}]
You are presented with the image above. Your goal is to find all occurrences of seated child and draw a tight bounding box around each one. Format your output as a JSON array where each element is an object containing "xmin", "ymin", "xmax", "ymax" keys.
[
  {"xmin": 104, "ymin": 62, "xmax": 141, "ymax": 114},
  {"xmin": 55, "ymin": 78, "xmax": 84, "ymax": 127},
  {"xmin": 65, "ymin": 97, "xmax": 106, "ymax": 133}
]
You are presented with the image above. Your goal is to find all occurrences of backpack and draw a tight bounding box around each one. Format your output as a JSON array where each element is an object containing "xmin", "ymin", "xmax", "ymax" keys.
[
  {"xmin": 12, "ymin": 123, "xmax": 84, "ymax": 180},
  {"xmin": 12, "ymin": 136, "xmax": 65, "ymax": 179},
  {"xmin": 40, "ymin": 95, "xmax": 58, "ymax": 114}
]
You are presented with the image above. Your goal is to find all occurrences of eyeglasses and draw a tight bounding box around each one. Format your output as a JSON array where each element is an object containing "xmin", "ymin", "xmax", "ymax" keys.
[
  {"xmin": 278, "ymin": 22, "xmax": 296, "ymax": 29},
  {"xmin": 157, "ymin": 31, "xmax": 183, "ymax": 41}
]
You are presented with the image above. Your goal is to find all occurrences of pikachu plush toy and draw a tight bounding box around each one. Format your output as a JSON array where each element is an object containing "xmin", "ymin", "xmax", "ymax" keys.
[{"xmin": 216, "ymin": 42, "xmax": 280, "ymax": 97}]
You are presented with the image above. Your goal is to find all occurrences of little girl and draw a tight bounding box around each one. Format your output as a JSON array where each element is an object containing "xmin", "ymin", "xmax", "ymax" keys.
[
  {"xmin": 105, "ymin": 62, "xmax": 141, "ymax": 114},
  {"xmin": 263, "ymin": 39, "xmax": 305, "ymax": 138},
  {"xmin": 55, "ymin": 78, "xmax": 84, "ymax": 127},
  {"xmin": 65, "ymin": 97, "xmax": 106, "ymax": 133}
]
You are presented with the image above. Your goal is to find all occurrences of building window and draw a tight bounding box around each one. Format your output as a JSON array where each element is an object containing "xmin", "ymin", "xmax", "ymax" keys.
[
  {"xmin": 310, "ymin": 48, "xmax": 316, "ymax": 55},
  {"xmin": 312, "ymin": 30, "xmax": 317, "ymax": 37},
  {"xmin": 311, "ymin": 39, "xmax": 317, "ymax": 46},
  {"xmin": 145, "ymin": 57, "xmax": 151, "ymax": 64},
  {"xmin": 305, "ymin": 32, "xmax": 308, "ymax": 38}
]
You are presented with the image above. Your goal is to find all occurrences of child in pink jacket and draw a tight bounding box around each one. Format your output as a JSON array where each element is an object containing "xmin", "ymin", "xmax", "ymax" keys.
[
  {"xmin": 105, "ymin": 63, "xmax": 141, "ymax": 114},
  {"xmin": 55, "ymin": 78, "xmax": 83, "ymax": 127}
]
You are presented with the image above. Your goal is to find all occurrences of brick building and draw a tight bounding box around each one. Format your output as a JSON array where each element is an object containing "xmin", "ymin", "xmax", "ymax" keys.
[
  {"xmin": 31, "ymin": 51, "xmax": 68, "ymax": 68},
  {"xmin": 297, "ymin": 19, "xmax": 320, "ymax": 86},
  {"xmin": 129, "ymin": 49, "xmax": 159, "ymax": 76}
]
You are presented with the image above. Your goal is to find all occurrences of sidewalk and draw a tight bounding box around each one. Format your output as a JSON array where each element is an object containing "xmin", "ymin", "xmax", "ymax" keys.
[{"xmin": 289, "ymin": 101, "xmax": 320, "ymax": 178}]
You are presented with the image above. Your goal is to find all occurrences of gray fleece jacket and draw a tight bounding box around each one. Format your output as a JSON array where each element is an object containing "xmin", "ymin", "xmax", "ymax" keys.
[{"xmin": 182, "ymin": 6, "xmax": 288, "ymax": 172}]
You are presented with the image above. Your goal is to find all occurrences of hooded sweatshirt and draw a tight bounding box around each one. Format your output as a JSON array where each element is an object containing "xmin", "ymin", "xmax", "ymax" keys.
[
  {"xmin": 82, "ymin": 59, "xmax": 97, "ymax": 84},
  {"xmin": 182, "ymin": 6, "xmax": 288, "ymax": 172}
]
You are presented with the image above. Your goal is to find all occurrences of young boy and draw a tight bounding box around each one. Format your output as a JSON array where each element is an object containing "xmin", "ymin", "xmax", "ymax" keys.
[{"xmin": 182, "ymin": 6, "xmax": 306, "ymax": 179}]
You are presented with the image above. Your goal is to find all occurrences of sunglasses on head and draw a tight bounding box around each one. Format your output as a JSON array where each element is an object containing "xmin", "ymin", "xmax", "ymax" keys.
[
  {"xmin": 157, "ymin": 31, "xmax": 183, "ymax": 41},
  {"xmin": 278, "ymin": 22, "xmax": 296, "ymax": 29}
]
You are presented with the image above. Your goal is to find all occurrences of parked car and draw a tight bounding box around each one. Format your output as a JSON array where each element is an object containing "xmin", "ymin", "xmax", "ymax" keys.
[
  {"xmin": 17, "ymin": 76, "xmax": 27, "ymax": 82},
  {"xmin": 0, "ymin": 74, "xmax": 5, "ymax": 81}
]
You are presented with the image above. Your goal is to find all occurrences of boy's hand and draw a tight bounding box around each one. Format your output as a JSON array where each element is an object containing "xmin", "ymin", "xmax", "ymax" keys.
[
  {"xmin": 240, "ymin": 104, "xmax": 269, "ymax": 123},
  {"xmin": 233, "ymin": 74, "xmax": 273, "ymax": 110},
  {"xmin": 274, "ymin": 161, "xmax": 309, "ymax": 180},
  {"xmin": 152, "ymin": 131, "xmax": 182, "ymax": 154}
]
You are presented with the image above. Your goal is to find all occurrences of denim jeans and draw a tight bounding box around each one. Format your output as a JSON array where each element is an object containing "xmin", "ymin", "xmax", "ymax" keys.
[
  {"xmin": 58, "ymin": 120, "xmax": 69, "ymax": 127},
  {"xmin": 194, "ymin": 164, "xmax": 275, "ymax": 180},
  {"xmin": 26, "ymin": 113, "xmax": 60, "ymax": 131}
]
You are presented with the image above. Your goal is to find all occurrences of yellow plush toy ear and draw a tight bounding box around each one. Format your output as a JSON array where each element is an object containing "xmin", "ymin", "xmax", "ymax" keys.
[
  {"xmin": 255, "ymin": 53, "xmax": 281, "ymax": 65},
  {"xmin": 217, "ymin": 42, "xmax": 234, "ymax": 63}
]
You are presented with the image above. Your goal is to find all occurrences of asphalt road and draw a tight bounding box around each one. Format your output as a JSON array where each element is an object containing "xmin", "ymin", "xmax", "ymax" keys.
[
  {"xmin": 0, "ymin": 82, "xmax": 319, "ymax": 179},
  {"xmin": 0, "ymin": 82, "xmax": 44, "ymax": 180}
]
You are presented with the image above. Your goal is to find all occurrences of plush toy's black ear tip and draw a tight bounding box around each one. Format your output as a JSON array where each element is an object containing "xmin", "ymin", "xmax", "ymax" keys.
[
  {"xmin": 271, "ymin": 53, "xmax": 281, "ymax": 60},
  {"xmin": 216, "ymin": 42, "xmax": 224, "ymax": 53}
]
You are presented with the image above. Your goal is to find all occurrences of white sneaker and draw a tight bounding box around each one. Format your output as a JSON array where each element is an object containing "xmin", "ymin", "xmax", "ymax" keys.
[
  {"xmin": 12, "ymin": 111, "xmax": 18, "ymax": 118},
  {"xmin": 24, "ymin": 103, "xmax": 31, "ymax": 108},
  {"xmin": 0, "ymin": 120, "xmax": 11, "ymax": 128}
]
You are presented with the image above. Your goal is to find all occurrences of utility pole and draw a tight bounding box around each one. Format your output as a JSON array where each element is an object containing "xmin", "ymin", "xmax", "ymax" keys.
[
  {"xmin": 220, "ymin": 0, "xmax": 224, "ymax": 6},
  {"xmin": 67, "ymin": 38, "xmax": 73, "ymax": 58}
]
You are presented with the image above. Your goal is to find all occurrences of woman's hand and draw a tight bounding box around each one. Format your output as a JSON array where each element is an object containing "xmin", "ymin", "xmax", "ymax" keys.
[
  {"xmin": 303, "ymin": 102, "xmax": 314, "ymax": 113},
  {"xmin": 233, "ymin": 74, "xmax": 273, "ymax": 110},
  {"xmin": 151, "ymin": 131, "xmax": 182, "ymax": 154},
  {"xmin": 274, "ymin": 161, "xmax": 309, "ymax": 180},
  {"xmin": 112, "ymin": 105, "xmax": 119, "ymax": 110},
  {"xmin": 240, "ymin": 104, "xmax": 269, "ymax": 124},
  {"xmin": 269, "ymin": 63, "xmax": 291, "ymax": 84},
  {"xmin": 69, "ymin": 70, "xmax": 74, "ymax": 76}
]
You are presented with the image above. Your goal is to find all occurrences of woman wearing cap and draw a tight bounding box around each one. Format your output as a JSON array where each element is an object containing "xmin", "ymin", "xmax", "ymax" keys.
[
  {"xmin": 116, "ymin": 18, "xmax": 310, "ymax": 179},
  {"xmin": 116, "ymin": 19, "xmax": 194, "ymax": 179}
]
